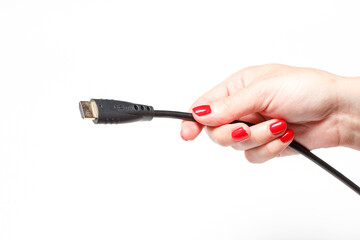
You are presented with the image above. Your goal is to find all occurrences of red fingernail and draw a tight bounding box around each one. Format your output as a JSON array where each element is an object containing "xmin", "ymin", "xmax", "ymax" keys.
[
  {"xmin": 269, "ymin": 120, "xmax": 287, "ymax": 135},
  {"xmin": 280, "ymin": 129, "xmax": 294, "ymax": 143},
  {"xmin": 231, "ymin": 127, "xmax": 249, "ymax": 141},
  {"xmin": 193, "ymin": 105, "xmax": 211, "ymax": 116}
]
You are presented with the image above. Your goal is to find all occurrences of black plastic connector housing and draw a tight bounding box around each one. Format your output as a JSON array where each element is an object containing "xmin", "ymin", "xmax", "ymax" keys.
[{"xmin": 92, "ymin": 99, "xmax": 154, "ymax": 124}]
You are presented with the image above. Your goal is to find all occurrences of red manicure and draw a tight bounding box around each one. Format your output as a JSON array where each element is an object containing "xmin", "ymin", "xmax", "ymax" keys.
[
  {"xmin": 231, "ymin": 127, "xmax": 249, "ymax": 141},
  {"xmin": 280, "ymin": 129, "xmax": 294, "ymax": 143},
  {"xmin": 193, "ymin": 105, "xmax": 211, "ymax": 116},
  {"xmin": 269, "ymin": 120, "xmax": 287, "ymax": 135}
]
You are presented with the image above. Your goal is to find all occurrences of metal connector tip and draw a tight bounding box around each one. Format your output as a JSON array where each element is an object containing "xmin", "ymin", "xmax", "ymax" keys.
[{"xmin": 79, "ymin": 101, "xmax": 98, "ymax": 120}]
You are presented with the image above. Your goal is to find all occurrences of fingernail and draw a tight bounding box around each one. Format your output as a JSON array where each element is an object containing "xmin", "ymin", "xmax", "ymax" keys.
[
  {"xmin": 193, "ymin": 105, "xmax": 211, "ymax": 116},
  {"xmin": 231, "ymin": 127, "xmax": 249, "ymax": 141},
  {"xmin": 280, "ymin": 129, "xmax": 294, "ymax": 143},
  {"xmin": 269, "ymin": 120, "xmax": 287, "ymax": 135}
]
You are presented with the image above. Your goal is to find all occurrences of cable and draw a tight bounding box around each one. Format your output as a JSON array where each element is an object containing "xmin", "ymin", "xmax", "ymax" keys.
[
  {"xmin": 79, "ymin": 99, "xmax": 360, "ymax": 196},
  {"xmin": 154, "ymin": 110, "xmax": 197, "ymax": 121},
  {"xmin": 156, "ymin": 110, "xmax": 360, "ymax": 196}
]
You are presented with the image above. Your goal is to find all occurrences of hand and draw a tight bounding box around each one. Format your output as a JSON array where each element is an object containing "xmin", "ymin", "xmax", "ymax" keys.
[{"xmin": 181, "ymin": 64, "xmax": 360, "ymax": 163}]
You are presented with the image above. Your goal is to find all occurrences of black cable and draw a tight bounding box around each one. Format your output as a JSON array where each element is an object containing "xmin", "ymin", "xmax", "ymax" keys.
[
  {"xmin": 288, "ymin": 141, "xmax": 360, "ymax": 195},
  {"xmin": 79, "ymin": 99, "xmax": 360, "ymax": 196},
  {"xmin": 155, "ymin": 110, "xmax": 360, "ymax": 196},
  {"xmin": 154, "ymin": 110, "xmax": 198, "ymax": 121}
]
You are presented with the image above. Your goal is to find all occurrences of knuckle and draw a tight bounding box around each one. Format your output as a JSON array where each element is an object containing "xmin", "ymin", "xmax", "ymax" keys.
[
  {"xmin": 251, "ymin": 132, "xmax": 264, "ymax": 145},
  {"xmin": 207, "ymin": 128, "xmax": 228, "ymax": 147},
  {"xmin": 244, "ymin": 151, "xmax": 258, "ymax": 164},
  {"xmin": 239, "ymin": 66, "xmax": 253, "ymax": 77},
  {"xmin": 221, "ymin": 97, "xmax": 237, "ymax": 120},
  {"xmin": 265, "ymin": 143, "xmax": 281, "ymax": 156},
  {"xmin": 231, "ymin": 144, "xmax": 243, "ymax": 151},
  {"xmin": 216, "ymin": 136, "xmax": 228, "ymax": 147},
  {"xmin": 222, "ymin": 96, "xmax": 233, "ymax": 111},
  {"xmin": 238, "ymin": 67, "xmax": 254, "ymax": 86}
]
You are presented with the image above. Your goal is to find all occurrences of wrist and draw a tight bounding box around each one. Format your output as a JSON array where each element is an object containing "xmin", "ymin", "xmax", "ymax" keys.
[{"xmin": 336, "ymin": 76, "xmax": 360, "ymax": 149}]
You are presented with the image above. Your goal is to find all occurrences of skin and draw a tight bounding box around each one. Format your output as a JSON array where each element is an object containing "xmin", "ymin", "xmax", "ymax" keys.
[{"xmin": 180, "ymin": 64, "xmax": 360, "ymax": 163}]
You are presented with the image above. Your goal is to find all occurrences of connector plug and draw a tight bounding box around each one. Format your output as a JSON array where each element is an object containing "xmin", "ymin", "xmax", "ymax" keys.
[
  {"xmin": 79, "ymin": 99, "xmax": 154, "ymax": 124},
  {"xmin": 79, "ymin": 101, "xmax": 98, "ymax": 120}
]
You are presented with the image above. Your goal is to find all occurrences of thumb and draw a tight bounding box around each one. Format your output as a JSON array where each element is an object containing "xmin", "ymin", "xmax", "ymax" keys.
[{"xmin": 192, "ymin": 82, "xmax": 269, "ymax": 126}]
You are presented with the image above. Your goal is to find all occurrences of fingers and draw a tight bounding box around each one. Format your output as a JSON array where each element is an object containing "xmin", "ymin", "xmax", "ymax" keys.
[
  {"xmin": 232, "ymin": 119, "xmax": 287, "ymax": 150},
  {"xmin": 180, "ymin": 121, "xmax": 203, "ymax": 141},
  {"xmin": 181, "ymin": 80, "xmax": 230, "ymax": 141},
  {"xmin": 205, "ymin": 122, "xmax": 251, "ymax": 146},
  {"xmin": 181, "ymin": 65, "xmax": 279, "ymax": 140},
  {"xmin": 181, "ymin": 112, "xmax": 265, "ymax": 141},
  {"xmin": 192, "ymin": 82, "xmax": 271, "ymax": 126},
  {"xmin": 244, "ymin": 129, "xmax": 294, "ymax": 163},
  {"xmin": 206, "ymin": 119, "xmax": 294, "ymax": 163},
  {"xmin": 206, "ymin": 119, "xmax": 287, "ymax": 148}
]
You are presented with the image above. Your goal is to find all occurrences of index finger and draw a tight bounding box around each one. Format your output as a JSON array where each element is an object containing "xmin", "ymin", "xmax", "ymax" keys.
[{"xmin": 181, "ymin": 80, "xmax": 229, "ymax": 141}]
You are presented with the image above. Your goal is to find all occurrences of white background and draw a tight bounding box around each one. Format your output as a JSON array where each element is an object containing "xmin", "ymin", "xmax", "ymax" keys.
[{"xmin": 1, "ymin": 0, "xmax": 360, "ymax": 239}]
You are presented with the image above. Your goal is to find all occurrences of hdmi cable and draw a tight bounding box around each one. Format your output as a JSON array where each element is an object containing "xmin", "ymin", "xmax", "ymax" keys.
[{"xmin": 79, "ymin": 99, "xmax": 360, "ymax": 196}]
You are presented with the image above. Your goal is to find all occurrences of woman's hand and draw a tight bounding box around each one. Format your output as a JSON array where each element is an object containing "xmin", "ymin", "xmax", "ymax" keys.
[{"xmin": 181, "ymin": 64, "xmax": 360, "ymax": 163}]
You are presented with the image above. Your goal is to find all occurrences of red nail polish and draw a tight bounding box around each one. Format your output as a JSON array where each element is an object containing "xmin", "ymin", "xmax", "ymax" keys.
[
  {"xmin": 193, "ymin": 105, "xmax": 211, "ymax": 116},
  {"xmin": 280, "ymin": 129, "xmax": 294, "ymax": 143},
  {"xmin": 231, "ymin": 127, "xmax": 249, "ymax": 141},
  {"xmin": 269, "ymin": 120, "xmax": 287, "ymax": 135}
]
